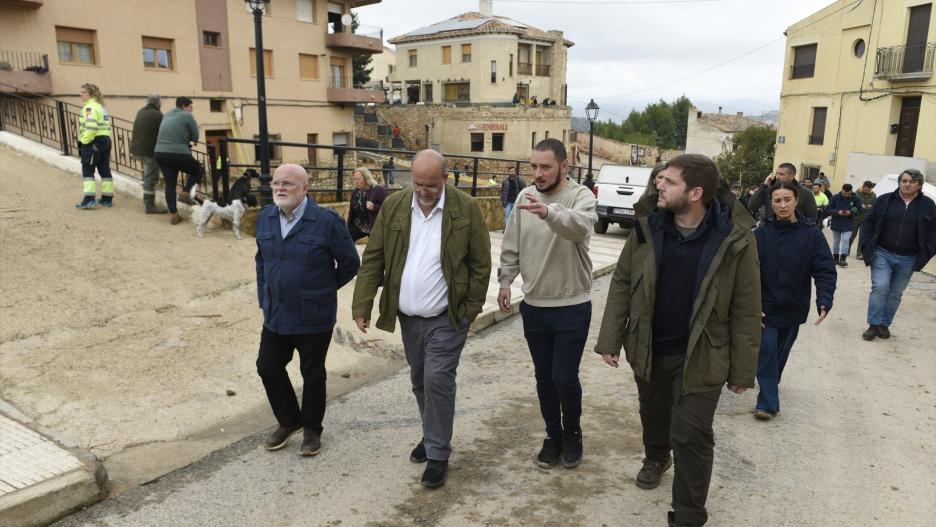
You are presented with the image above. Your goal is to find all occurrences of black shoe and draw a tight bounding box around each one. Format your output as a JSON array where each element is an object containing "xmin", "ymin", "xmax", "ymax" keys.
[
  {"xmin": 562, "ymin": 428, "xmax": 583, "ymax": 469},
  {"xmin": 667, "ymin": 511, "xmax": 693, "ymax": 527},
  {"xmin": 636, "ymin": 456, "xmax": 673, "ymax": 489},
  {"xmin": 421, "ymin": 460, "xmax": 448, "ymax": 489},
  {"xmin": 536, "ymin": 436, "xmax": 563, "ymax": 469},
  {"xmin": 878, "ymin": 326, "xmax": 890, "ymax": 339},
  {"xmin": 410, "ymin": 440, "xmax": 427, "ymax": 463},
  {"xmin": 263, "ymin": 425, "xmax": 300, "ymax": 451},
  {"xmin": 840, "ymin": 256, "xmax": 848, "ymax": 267},
  {"xmin": 301, "ymin": 428, "xmax": 321, "ymax": 457},
  {"xmin": 862, "ymin": 325, "xmax": 879, "ymax": 341},
  {"xmin": 833, "ymin": 254, "xmax": 840, "ymax": 266}
]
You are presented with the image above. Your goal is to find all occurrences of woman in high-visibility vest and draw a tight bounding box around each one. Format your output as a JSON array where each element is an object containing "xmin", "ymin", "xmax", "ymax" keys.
[{"xmin": 76, "ymin": 83, "xmax": 113, "ymax": 209}]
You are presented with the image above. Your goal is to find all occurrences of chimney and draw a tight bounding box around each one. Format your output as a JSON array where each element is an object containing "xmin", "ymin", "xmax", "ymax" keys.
[
  {"xmin": 480, "ymin": 0, "xmax": 493, "ymax": 17},
  {"xmin": 736, "ymin": 111, "xmax": 744, "ymax": 117}
]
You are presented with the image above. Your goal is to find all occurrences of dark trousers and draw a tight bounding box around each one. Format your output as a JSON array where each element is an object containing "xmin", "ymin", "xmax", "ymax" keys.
[
  {"xmin": 520, "ymin": 301, "xmax": 591, "ymax": 439},
  {"xmin": 155, "ymin": 152, "xmax": 203, "ymax": 213},
  {"xmin": 256, "ymin": 326, "xmax": 332, "ymax": 434},
  {"xmin": 79, "ymin": 136, "xmax": 113, "ymax": 202},
  {"xmin": 635, "ymin": 353, "xmax": 722, "ymax": 527},
  {"xmin": 756, "ymin": 325, "xmax": 799, "ymax": 413}
]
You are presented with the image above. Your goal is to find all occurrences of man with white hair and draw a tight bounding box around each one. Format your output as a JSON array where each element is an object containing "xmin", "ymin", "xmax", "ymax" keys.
[
  {"xmin": 130, "ymin": 93, "xmax": 165, "ymax": 214},
  {"xmin": 353, "ymin": 150, "xmax": 491, "ymax": 489},
  {"xmin": 254, "ymin": 164, "xmax": 360, "ymax": 456}
]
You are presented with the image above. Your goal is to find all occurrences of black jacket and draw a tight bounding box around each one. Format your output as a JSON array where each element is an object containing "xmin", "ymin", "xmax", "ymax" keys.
[
  {"xmin": 130, "ymin": 104, "xmax": 163, "ymax": 157},
  {"xmin": 860, "ymin": 191, "xmax": 936, "ymax": 271},
  {"xmin": 755, "ymin": 212, "xmax": 836, "ymax": 327}
]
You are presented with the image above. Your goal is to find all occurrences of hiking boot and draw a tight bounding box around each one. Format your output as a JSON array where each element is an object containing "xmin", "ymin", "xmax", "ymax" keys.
[
  {"xmin": 636, "ymin": 456, "xmax": 672, "ymax": 490},
  {"xmin": 300, "ymin": 428, "xmax": 321, "ymax": 457},
  {"xmin": 410, "ymin": 440, "xmax": 427, "ymax": 463},
  {"xmin": 421, "ymin": 460, "xmax": 448, "ymax": 489},
  {"xmin": 76, "ymin": 199, "xmax": 97, "ymax": 210},
  {"xmin": 562, "ymin": 428, "xmax": 583, "ymax": 469},
  {"xmin": 98, "ymin": 199, "xmax": 113, "ymax": 208},
  {"xmin": 178, "ymin": 191, "xmax": 196, "ymax": 206},
  {"xmin": 754, "ymin": 409, "xmax": 775, "ymax": 420},
  {"xmin": 878, "ymin": 326, "xmax": 890, "ymax": 339},
  {"xmin": 144, "ymin": 194, "xmax": 168, "ymax": 214},
  {"xmin": 862, "ymin": 325, "xmax": 879, "ymax": 340},
  {"xmin": 170, "ymin": 213, "xmax": 183, "ymax": 225},
  {"xmin": 536, "ymin": 436, "xmax": 563, "ymax": 469},
  {"xmin": 263, "ymin": 425, "xmax": 300, "ymax": 451}
]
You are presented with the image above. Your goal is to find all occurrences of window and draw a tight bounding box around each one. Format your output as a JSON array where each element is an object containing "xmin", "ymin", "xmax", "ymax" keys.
[
  {"xmin": 249, "ymin": 48, "xmax": 273, "ymax": 77},
  {"xmin": 809, "ymin": 107, "xmax": 827, "ymax": 145},
  {"xmin": 307, "ymin": 133, "xmax": 318, "ymax": 166},
  {"xmin": 516, "ymin": 83, "xmax": 529, "ymax": 99},
  {"xmin": 531, "ymin": 132, "xmax": 537, "ymax": 149},
  {"xmin": 491, "ymin": 60, "xmax": 497, "ymax": 83},
  {"xmin": 424, "ymin": 83, "xmax": 433, "ymax": 103},
  {"xmin": 791, "ymin": 43, "xmax": 817, "ymax": 79},
  {"xmin": 330, "ymin": 57, "xmax": 347, "ymax": 88},
  {"xmin": 443, "ymin": 82, "xmax": 470, "ymax": 103},
  {"xmin": 142, "ymin": 37, "xmax": 173, "ymax": 70},
  {"xmin": 203, "ymin": 31, "xmax": 221, "ymax": 47},
  {"xmin": 253, "ymin": 133, "xmax": 282, "ymax": 162},
  {"xmin": 209, "ymin": 99, "xmax": 224, "ymax": 112},
  {"xmin": 299, "ymin": 53, "xmax": 319, "ymax": 80},
  {"xmin": 545, "ymin": 130, "xmax": 550, "ymax": 139},
  {"xmin": 461, "ymin": 44, "xmax": 471, "ymax": 63},
  {"xmin": 296, "ymin": 0, "xmax": 315, "ymax": 23},
  {"xmin": 853, "ymin": 38, "xmax": 865, "ymax": 58},
  {"xmin": 408, "ymin": 49, "xmax": 417, "ymax": 67},
  {"xmin": 56, "ymin": 26, "xmax": 96, "ymax": 65},
  {"xmin": 509, "ymin": 53, "xmax": 513, "ymax": 76},
  {"xmin": 332, "ymin": 132, "xmax": 349, "ymax": 159},
  {"xmin": 442, "ymin": 45, "xmax": 451, "ymax": 65},
  {"xmin": 492, "ymin": 133, "xmax": 504, "ymax": 152},
  {"xmin": 470, "ymin": 133, "xmax": 484, "ymax": 152}
]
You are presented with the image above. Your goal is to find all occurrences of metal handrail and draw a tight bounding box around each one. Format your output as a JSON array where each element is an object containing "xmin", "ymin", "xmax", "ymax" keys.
[
  {"xmin": 874, "ymin": 42, "xmax": 935, "ymax": 80},
  {"xmin": 0, "ymin": 50, "xmax": 48, "ymax": 71}
]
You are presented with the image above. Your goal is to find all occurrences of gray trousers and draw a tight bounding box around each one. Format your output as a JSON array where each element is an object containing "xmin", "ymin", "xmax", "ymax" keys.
[
  {"xmin": 398, "ymin": 311, "xmax": 469, "ymax": 461},
  {"xmin": 135, "ymin": 154, "xmax": 160, "ymax": 195}
]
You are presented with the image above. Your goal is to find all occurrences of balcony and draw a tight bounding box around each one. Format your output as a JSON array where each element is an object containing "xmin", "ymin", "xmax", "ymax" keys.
[
  {"xmin": 326, "ymin": 25, "xmax": 383, "ymax": 55},
  {"xmin": 327, "ymin": 76, "xmax": 385, "ymax": 104},
  {"xmin": 874, "ymin": 43, "xmax": 935, "ymax": 81},
  {"xmin": 0, "ymin": 50, "xmax": 51, "ymax": 94},
  {"xmin": 535, "ymin": 64, "xmax": 550, "ymax": 77},
  {"xmin": 0, "ymin": 0, "xmax": 43, "ymax": 7},
  {"xmin": 518, "ymin": 62, "xmax": 532, "ymax": 75}
]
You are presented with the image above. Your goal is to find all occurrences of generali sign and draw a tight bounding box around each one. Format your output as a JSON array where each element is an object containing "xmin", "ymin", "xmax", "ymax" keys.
[{"xmin": 468, "ymin": 123, "xmax": 508, "ymax": 131}]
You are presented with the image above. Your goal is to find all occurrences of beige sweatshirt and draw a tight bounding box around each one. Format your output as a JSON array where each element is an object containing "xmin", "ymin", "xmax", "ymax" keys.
[{"xmin": 498, "ymin": 179, "xmax": 598, "ymax": 307}]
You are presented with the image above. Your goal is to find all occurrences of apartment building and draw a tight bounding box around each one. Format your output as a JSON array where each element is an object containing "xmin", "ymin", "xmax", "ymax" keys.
[
  {"xmin": 775, "ymin": 0, "xmax": 935, "ymax": 186},
  {"xmin": 0, "ymin": 0, "xmax": 384, "ymax": 166}
]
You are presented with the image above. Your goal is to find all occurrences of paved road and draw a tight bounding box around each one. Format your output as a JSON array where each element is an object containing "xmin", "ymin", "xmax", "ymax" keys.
[{"xmin": 54, "ymin": 267, "xmax": 936, "ymax": 526}]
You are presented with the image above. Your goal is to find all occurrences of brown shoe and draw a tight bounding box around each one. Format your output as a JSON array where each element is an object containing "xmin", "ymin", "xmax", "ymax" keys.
[
  {"xmin": 300, "ymin": 428, "xmax": 321, "ymax": 457},
  {"xmin": 169, "ymin": 213, "xmax": 183, "ymax": 225},
  {"xmin": 178, "ymin": 191, "xmax": 196, "ymax": 206},
  {"xmin": 264, "ymin": 425, "xmax": 301, "ymax": 451},
  {"xmin": 636, "ymin": 456, "xmax": 672, "ymax": 489}
]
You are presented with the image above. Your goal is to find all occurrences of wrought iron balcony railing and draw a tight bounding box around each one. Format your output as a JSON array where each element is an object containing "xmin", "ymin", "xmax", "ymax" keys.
[{"xmin": 874, "ymin": 42, "xmax": 935, "ymax": 81}]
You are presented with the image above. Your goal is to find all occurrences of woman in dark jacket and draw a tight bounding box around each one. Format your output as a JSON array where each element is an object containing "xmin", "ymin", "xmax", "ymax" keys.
[
  {"xmin": 826, "ymin": 184, "xmax": 863, "ymax": 267},
  {"xmin": 753, "ymin": 181, "xmax": 837, "ymax": 420},
  {"xmin": 347, "ymin": 167, "xmax": 387, "ymax": 241}
]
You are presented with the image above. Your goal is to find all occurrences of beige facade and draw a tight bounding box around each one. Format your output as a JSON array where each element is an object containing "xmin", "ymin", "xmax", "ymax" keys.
[
  {"xmin": 0, "ymin": 0, "xmax": 384, "ymax": 166},
  {"xmin": 366, "ymin": 45, "xmax": 396, "ymax": 89},
  {"xmin": 775, "ymin": 0, "xmax": 936, "ymax": 187},
  {"xmin": 685, "ymin": 107, "xmax": 771, "ymax": 159},
  {"xmin": 386, "ymin": 4, "xmax": 572, "ymax": 105}
]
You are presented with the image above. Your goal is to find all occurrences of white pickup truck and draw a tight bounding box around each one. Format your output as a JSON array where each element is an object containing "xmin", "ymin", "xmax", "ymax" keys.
[{"xmin": 593, "ymin": 164, "xmax": 653, "ymax": 233}]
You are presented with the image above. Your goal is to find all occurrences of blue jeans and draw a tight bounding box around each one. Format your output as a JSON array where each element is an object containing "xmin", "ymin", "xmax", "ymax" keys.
[
  {"xmin": 756, "ymin": 325, "xmax": 800, "ymax": 414},
  {"xmin": 867, "ymin": 247, "xmax": 916, "ymax": 327},
  {"xmin": 831, "ymin": 230, "xmax": 852, "ymax": 255},
  {"xmin": 504, "ymin": 203, "xmax": 514, "ymax": 224},
  {"xmin": 520, "ymin": 301, "xmax": 591, "ymax": 439}
]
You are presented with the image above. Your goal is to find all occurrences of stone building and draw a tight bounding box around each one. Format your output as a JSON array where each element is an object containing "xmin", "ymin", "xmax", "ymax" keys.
[{"xmin": 685, "ymin": 107, "xmax": 772, "ymax": 159}]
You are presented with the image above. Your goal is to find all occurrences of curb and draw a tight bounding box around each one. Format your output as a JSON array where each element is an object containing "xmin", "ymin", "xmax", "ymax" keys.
[{"xmin": 0, "ymin": 401, "xmax": 107, "ymax": 527}]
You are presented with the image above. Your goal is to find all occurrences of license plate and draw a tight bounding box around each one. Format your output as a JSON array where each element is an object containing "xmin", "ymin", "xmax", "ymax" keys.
[{"xmin": 613, "ymin": 208, "xmax": 634, "ymax": 215}]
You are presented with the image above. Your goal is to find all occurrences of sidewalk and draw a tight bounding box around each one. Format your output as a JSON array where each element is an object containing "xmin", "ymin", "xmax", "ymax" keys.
[{"xmin": 0, "ymin": 402, "xmax": 105, "ymax": 527}]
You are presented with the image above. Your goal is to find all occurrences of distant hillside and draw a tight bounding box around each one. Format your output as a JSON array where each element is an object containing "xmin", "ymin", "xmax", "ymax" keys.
[{"xmin": 751, "ymin": 110, "xmax": 780, "ymax": 127}]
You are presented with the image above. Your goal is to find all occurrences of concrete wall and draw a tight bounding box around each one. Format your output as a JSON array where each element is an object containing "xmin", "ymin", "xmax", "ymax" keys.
[
  {"xmin": 570, "ymin": 132, "xmax": 682, "ymax": 167},
  {"xmin": 0, "ymin": 0, "xmax": 378, "ymax": 167},
  {"xmin": 775, "ymin": 0, "xmax": 936, "ymax": 188},
  {"xmin": 685, "ymin": 112, "xmax": 731, "ymax": 159}
]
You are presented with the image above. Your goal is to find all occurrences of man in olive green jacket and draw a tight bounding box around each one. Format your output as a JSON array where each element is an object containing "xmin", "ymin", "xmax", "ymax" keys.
[
  {"xmin": 352, "ymin": 150, "xmax": 491, "ymax": 489},
  {"xmin": 595, "ymin": 154, "xmax": 760, "ymax": 527}
]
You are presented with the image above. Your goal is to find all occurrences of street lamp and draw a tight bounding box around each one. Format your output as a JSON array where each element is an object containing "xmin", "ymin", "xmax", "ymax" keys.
[
  {"xmin": 585, "ymin": 98, "xmax": 599, "ymax": 182},
  {"xmin": 246, "ymin": 0, "xmax": 272, "ymax": 206}
]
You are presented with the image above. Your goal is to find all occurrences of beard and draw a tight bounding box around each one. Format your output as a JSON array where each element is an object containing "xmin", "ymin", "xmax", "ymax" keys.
[
  {"xmin": 535, "ymin": 174, "xmax": 562, "ymax": 194},
  {"xmin": 658, "ymin": 191, "xmax": 691, "ymax": 214}
]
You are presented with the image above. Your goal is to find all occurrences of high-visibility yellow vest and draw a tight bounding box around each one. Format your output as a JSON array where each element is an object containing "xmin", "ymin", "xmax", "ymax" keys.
[{"xmin": 79, "ymin": 99, "xmax": 112, "ymax": 144}]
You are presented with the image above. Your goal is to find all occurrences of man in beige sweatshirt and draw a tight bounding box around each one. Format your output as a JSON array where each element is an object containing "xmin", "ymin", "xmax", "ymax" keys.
[{"xmin": 497, "ymin": 138, "xmax": 598, "ymax": 470}]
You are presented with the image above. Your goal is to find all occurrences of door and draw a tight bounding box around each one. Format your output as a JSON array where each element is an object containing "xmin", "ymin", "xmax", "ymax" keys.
[
  {"xmin": 307, "ymin": 133, "xmax": 318, "ymax": 167},
  {"xmin": 205, "ymin": 129, "xmax": 230, "ymax": 169},
  {"xmin": 895, "ymin": 96, "xmax": 921, "ymax": 157},
  {"xmin": 903, "ymin": 3, "xmax": 932, "ymax": 73},
  {"xmin": 330, "ymin": 57, "xmax": 346, "ymax": 88}
]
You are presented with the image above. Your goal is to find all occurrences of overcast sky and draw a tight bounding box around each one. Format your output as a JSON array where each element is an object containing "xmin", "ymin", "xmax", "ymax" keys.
[{"xmin": 357, "ymin": 0, "xmax": 830, "ymax": 121}]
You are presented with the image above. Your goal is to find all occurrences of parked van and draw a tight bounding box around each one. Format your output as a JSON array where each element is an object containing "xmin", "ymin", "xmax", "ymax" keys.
[{"xmin": 593, "ymin": 164, "xmax": 653, "ymax": 233}]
